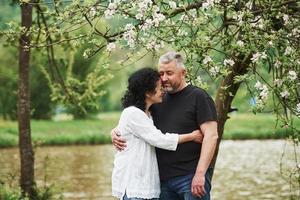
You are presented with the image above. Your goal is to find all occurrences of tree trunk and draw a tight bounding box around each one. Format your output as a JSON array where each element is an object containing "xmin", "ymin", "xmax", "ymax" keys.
[
  {"xmin": 18, "ymin": 1, "xmax": 35, "ymax": 198},
  {"xmin": 210, "ymin": 55, "xmax": 252, "ymax": 172}
]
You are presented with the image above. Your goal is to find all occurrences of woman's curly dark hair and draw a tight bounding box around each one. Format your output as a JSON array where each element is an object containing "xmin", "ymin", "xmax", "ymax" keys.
[{"xmin": 122, "ymin": 67, "xmax": 160, "ymax": 111}]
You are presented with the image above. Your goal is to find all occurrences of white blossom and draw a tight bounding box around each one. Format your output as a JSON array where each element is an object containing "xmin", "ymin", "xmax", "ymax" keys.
[
  {"xmin": 209, "ymin": 66, "xmax": 220, "ymax": 77},
  {"xmin": 189, "ymin": 9, "xmax": 197, "ymax": 18},
  {"xmin": 140, "ymin": 19, "xmax": 153, "ymax": 31},
  {"xmin": 259, "ymin": 85, "xmax": 268, "ymax": 100},
  {"xmin": 274, "ymin": 60, "xmax": 281, "ymax": 68},
  {"xmin": 180, "ymin": 14, "xmax": 189, "ymax": 22},
  {"xmin": 178, "ymin": 30, "xmax": 188, "ymax": 36},
  {"xmin": 296, "ymin": 103, "xmax": 300, "ymax": 116},
  {"xmin": 223, "ymin": 58, "xmax": 235, "ymax": 67},
  {"xmin": 233, "ymin": 12, "xmax": 244, "ymax": 25},
  {"xmin": 83, "ymin": 52, "xmax": 88, "ymax": 59},
  {"xmin": 146, "ymin": 40, "xmax": 164, "ymax": 51},
  {"xmin": 108, "ymin": 2, "xmax": 117, "ymax": 10},
  {"xmin": 255, "ymin": 81, "xmax": 263, "ymax": 90},
  {"xmin": 169, "ymin": 1, "xmax": 177, "ymax": 9},
  {"xmin": 237, "ymin": 40, "xmax": 244, "ymax": 47},
  {"xmin": 261, "ymin": 51, "xmax": 267, "ymax": 59},
  {"xmin": 255, "ymin": 98, "xmax": 264, "ymax": 108},
  {"xmin": 104, "ymin": 2, "xmax": 117, "ymax": 19},
  {"xmin": 123, "ymin": 24, "xmax": 136, "ymax": 48},
  {"xmin": 245, "ymin": 1, "xmax": 253, "ymax": 9},
  {"xmin": 251, "ymin": 52, "xmax": 261, "ymax": 63},
  {"xmin": 273, "ymin": 79, "xmax": 283, "ymax": 87},
  {"xmin": 203, "ymin": 56, "xmax": 213, "ymax": 64},
  {"xmin": 146, "ymin": 41, "xmax": 156, "ymax": 50},
  {"xmin": 258, "ymin": 18, "xmax": 264, "ymax": 29},
  {"xmin": 89, "ymin": 7, "xmax": 97, "ymax": 18},
  {"xmin": 280, "ymin": 90, "xmax": 290, "ymax": 98},
  {"xmin": 202, "ymin": 0, "xmax": 214, "ymax": 9},
  {"xmin": 104, "ymin": 9, "xmax": 115, "ymax": 19},
  {"xmin": 135, "ymin": 13, "xmax": 144, "ymax": 20},
  {"xmin": 83, "ymin": 48, "xmax": 91, "ymax": 59},
  {"xmin": 268, "ymin": 41, "xmax": 273, "ymax": 47},
  {"xmin": 153, "ymin": 5, "xmax": 160, "ymax": 13},
  {"xmin": 288, "ymin": 70, "xmax": 297, "ymax": 81},
  {"xmin": 152, "ymin": 12, "xmax": 166, "ymax": 27},
  {"xmin": 283, "ymin": 14, "xmax": 289, "ymax": 25},
  {"xmin": 136, "ymin": 0, "xmax": 153, "ymax": 20},
  {"xmin": 255, "ymin": 81, "xmax": 268, "ymax": 101},
  {"xmin": 125, "ymin": 23, "xmax": 134, "ymax": 30},
  {"xmin": 284, "ymin": 46, "xmax": 292, "ymax": 55},
  {"xmin": 107, "ymin": 42, "xmax": 116, "ymax": 51},
  {"xmin": 292, "ymin": 28, "xmax": 300, "ymax": 37},
  {"xmin": 195, "ymin": 76, "xmax": 203, "ymax": 85}
]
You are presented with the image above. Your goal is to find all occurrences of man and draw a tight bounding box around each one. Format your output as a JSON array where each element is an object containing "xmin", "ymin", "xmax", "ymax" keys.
[{"xmin": 112, "ymin": 51, "xmax": 218, "ymax": 200}]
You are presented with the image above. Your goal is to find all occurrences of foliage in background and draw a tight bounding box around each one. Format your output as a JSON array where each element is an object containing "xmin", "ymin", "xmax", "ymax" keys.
[
  {"xmin": 0, "ymin": 113, "xmax": 299, "ymax": 148},
  {"xmin": 2, "ymin": 0, "xmax": 298, "ymax": 137},
  {"xmin": 0, "ymin": 46, "xmax": 18, "ymax": 120}
]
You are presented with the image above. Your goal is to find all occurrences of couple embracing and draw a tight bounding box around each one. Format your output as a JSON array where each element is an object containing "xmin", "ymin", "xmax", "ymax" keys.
[{"xmin": 111, "ymin": 51, "xmax": 218, "ymax": 200}]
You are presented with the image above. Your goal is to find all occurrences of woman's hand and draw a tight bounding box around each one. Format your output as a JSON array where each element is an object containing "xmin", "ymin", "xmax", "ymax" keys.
[{"xmin": 191, "ymin": 130, "xmax": 204, "ymax": 143}]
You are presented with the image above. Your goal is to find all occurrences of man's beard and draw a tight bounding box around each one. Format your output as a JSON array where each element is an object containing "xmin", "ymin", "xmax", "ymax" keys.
[{"xmin": 163, "ymin": 84, "xmax": 179, "ymax": 94}]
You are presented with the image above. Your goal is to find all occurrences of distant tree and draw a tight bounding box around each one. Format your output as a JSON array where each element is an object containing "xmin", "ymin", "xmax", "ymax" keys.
[
  {"xmin": 18, "ymin": 1, "xmax": 35, "ymax": 197},
  {"xmin": 0, "ymin": 47, "xmax": 18, "ymax": 120},
  {"xmin": 0, "ymin": 0, "xmax": 111, "ymax": 197},
  {"xmin": 0, "ymin": 47, "xmax": 54, "ymax": 120}
]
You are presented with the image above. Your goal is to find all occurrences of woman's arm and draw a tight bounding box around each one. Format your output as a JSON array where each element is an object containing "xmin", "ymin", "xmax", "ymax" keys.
[
  {"xmin": 126, "ymin": 108, "xmax": 202, "ymax": 151},
  {"xmin": 178, "ymin": 130, "xmax": 203, "ymax": 144}
]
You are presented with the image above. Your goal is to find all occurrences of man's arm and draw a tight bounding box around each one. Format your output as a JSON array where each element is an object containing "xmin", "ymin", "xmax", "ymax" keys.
[{"xmin": 191, "ymin": 121, "xmax": 218, "ymax": 197}]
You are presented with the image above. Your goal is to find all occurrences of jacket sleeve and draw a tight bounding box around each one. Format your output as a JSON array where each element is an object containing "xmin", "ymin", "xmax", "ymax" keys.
[{"xmin": 126, "ymin": 109, "xmax": 179, "ymax": 151}]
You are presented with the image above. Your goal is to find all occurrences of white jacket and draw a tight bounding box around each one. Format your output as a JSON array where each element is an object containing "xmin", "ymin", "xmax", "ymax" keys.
[{"xmin": 112, "ymin": 106, "xmax": 179, "ymax": 199}]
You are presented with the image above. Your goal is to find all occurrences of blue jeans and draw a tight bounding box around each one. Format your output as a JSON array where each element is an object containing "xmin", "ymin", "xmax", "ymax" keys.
[
  {"xmin": 123, "ymin": 193, "xmax": 159, "ymax": 200},
  {"xmin": 160, "ymin": 168, "xmax": 213, "ymax": 200}
]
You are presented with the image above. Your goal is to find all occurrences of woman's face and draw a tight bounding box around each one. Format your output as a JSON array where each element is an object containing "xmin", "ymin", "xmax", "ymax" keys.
[{"xmin": 147, "ymin": 80, "xmax": 164, "ymax": 104}]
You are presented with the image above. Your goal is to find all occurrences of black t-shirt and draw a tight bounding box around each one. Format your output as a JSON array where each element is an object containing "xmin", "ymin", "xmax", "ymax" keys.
[{"xmin": 151, "ymin": 85, "xmax": 217, "ymax": 181}]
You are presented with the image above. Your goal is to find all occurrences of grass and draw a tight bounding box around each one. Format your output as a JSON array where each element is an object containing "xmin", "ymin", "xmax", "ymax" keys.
[
  {"xmin": 0, "ymin": 112, "xmax": 120, "ymax": 148},
  {"xmin": 224, "ymin": 113, "xmax": 299, "ymax": 139},
  {"xmin": 0, "ymin": 112, "xmax": 299, "ymax": 148}
]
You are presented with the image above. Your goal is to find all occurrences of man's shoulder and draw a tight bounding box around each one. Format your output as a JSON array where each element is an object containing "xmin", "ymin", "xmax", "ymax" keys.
[{"xmin": 188, "ymin": 85, "xmax": 211, "ymax": 98}]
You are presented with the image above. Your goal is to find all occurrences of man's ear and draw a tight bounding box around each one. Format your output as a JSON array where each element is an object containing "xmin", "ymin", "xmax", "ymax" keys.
[
  {"xmin": 182, "ymin": 68, "xmax": 186, "ymax": 78},
  {"xmin": 145, "ymin": 93, "xmax": 151, "ymax": 98}
]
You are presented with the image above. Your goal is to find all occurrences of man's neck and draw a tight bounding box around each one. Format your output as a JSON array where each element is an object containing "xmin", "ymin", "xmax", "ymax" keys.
[{"xmin": 173, "ymin": 81, "xmax": 188, "ymax": 93}]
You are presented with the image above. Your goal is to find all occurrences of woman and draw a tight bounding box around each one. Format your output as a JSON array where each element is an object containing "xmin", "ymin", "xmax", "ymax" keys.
[{"xmin": 112, "ymin": 68, "xmax": 202, "ymax": 200}]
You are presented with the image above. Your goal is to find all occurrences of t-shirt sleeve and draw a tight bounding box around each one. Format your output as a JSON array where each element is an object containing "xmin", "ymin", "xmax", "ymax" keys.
[
  {"xmin": 126, "ymin": 108, "xmax": 179, "ymax": 151},
  {"xmin": 196, "ymin": 92, "xmax": 217, "ymax": 126}
]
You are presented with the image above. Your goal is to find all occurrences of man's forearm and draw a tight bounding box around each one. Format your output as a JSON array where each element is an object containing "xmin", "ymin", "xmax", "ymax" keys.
[
  {"xmin": 195, "ymin": 134, "xmax": 217, "ymax": 175},
  {"xmin": 195, "ymin": 122, "xmax": 218, "ymax": 176}
]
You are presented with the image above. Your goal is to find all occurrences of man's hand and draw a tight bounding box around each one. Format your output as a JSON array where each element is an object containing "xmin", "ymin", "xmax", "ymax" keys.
[
  {"xmin": 111, "ymin": 128, "xmax": 127, "ymax": 151},
  {"xmin": 191, "ymin": 173, "xmax": 206, "ymax": 198}
]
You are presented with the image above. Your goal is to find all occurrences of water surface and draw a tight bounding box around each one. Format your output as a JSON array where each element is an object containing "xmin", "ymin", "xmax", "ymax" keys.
[{"xmin": 0, "ymin": 140, "xmax": 298, "ymax": 200}]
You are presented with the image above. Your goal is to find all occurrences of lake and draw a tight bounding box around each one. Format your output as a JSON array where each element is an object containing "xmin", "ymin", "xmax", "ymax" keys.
[{"xmin": 0, "ymin": 140, "xmax": 298, "ymax": 200}]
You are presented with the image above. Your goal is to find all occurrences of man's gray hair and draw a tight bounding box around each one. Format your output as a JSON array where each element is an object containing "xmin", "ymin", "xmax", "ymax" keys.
[{"xmin": 159, "ymin": 51, "xmax": 185, "ymax": 69}]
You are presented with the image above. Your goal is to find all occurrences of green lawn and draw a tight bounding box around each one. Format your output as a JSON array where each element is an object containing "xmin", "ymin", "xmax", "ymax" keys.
[
  {"xmin": 224, "ymin": 113, "xmax": 299, "ymax": 139},
  {"xmin": 0, "ymin": 112, "xmax": 299, "ymax": 148}
]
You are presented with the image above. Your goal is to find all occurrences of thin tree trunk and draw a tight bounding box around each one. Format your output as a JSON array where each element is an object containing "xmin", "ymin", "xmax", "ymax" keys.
[
  {"xmin": 211, "ymin": 55, "xmax": 252, "ymax": 173},
  {"xmin": 18, "ymin": 1, "xmax": 35, "ymax": 198}
]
